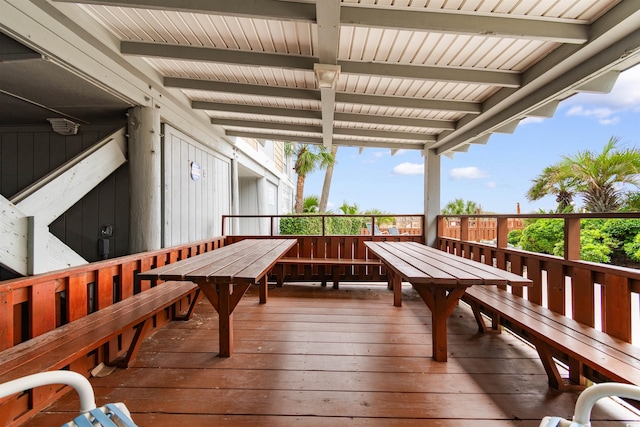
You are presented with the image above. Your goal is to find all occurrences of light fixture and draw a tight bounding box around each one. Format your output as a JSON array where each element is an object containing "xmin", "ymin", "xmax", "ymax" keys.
[
  {"xmin": 314, "ymin": 63, "xmax": 341, "ymax": 89},
  {"xmin": 47, "ymin": 118, "xmax": 80, "ymax": 135}
]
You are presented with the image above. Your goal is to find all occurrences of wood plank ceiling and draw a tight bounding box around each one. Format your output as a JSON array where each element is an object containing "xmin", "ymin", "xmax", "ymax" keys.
[{"xmin": 53, "ymin": 0, "xmax": 640, "ymax": 155}]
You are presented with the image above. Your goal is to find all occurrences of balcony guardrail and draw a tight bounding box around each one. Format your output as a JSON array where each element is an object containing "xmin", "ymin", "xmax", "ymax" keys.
[{"xmin": 437, "ymin": 212, "xmax": 640, "ymax": 345}]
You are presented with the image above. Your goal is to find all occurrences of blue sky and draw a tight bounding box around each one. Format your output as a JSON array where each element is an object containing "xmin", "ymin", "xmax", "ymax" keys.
[{"xmin": 303, "ymin": 64, "xmax": 640, "ymax": 214}]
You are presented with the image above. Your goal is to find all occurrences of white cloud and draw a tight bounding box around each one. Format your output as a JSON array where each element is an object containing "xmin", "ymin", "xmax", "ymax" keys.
[
  {"xmin": 486, "ymin": 181, "xmax": 497, "ymax": 188},
  {"xmin": 564, "ymin": 64, "xmax": 640, "ymax": 124},
  {"xmin": 392, "ymin": 162, "xmax": 424, "ymax": 175},
  {"xmin": 566, "ymin": 105, "xmax": 619, "ymax": 125},
  {"xmin": 450, "ymin": 166, "xmax": 489, "ymax": 179}
]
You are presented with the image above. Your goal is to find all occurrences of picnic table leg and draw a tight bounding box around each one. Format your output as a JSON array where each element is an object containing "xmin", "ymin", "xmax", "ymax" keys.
[
  {"xmin": 413, "ymin": 285, "xmax": 468, "ymax": 362},
  {"xmin": 390, "ymin": 271, "xmax": 402, "ymax": 307},
  {"xmin": 218, "ymin": 283, "xmax": 233, "ymax": 357},
  {"xmin": 431, "ymin": 288, "xmax": 448, "ymax": 362},
  {"xmin": 259, "ymin": 275, "xmax": 268, "ymax": 304}
]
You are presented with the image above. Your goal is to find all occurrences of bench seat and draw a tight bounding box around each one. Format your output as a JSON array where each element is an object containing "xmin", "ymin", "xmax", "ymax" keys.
[
  {"xmin": 463, "ymin": 286, "xmax": 640, "ymax": 390},
  {"xmin": 0, "ymin": 280, "xmax": 199, "ymax": 424},
  {"xmin": 275, "ymin": 257, "xmax": 383, "ymax": 289}
]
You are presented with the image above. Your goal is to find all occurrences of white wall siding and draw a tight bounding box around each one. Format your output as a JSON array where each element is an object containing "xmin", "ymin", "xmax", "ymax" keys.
[{"xmin": 162, "ymin": 125, "xmax": 231, "ymax": 246}]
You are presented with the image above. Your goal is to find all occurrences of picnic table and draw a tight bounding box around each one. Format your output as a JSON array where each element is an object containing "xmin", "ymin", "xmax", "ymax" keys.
[
  {"xmin": 364, "ymin": 241, "xmax": 531, "ymax": 362},
  {"xmin": 138, "ymin": 238, "xmax": 297, "ymax": 357}
]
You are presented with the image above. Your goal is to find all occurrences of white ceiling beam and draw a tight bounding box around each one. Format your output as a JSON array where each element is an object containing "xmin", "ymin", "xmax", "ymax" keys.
[
  {"xmin": 337, "ymin": 93, "xmax": 481, "ymax": 114},
  {"xmin": 341, "ymin": 6, "xmax": 588, "ymax": 44},
  {"xmin": 58, "ymin": 0, "xmax": 586, "ymax": 43},
  {"xmin": 165, "ymin": 77, "xmax": 481, "ymax": 113},
  {"xmin": 195, "ymin": 100, "xmax": 455, "ymax": 129},
  {"xmin": 192, "ymin": 101, "xmax": 321, "ymax": 119},
  {"xmin": 121, "ymin": 41, "xmax": 316, "ymax": 70},
  {"xmin": 165, "ymin": 77, "xmax": 321, "ymax": 101},
  {"xmin": 52, "ymin": 0, "xmax": 316, "ymax": 21},
  {"xmin": 212, "ymin": 118, "xmax": 436, "ymax": 142},
  {"xmin": 225, "ymin": 130, "xmax": 428, "ymax": 150},
  {"xmin": 339, "ymin": 61, "xmax": 520, "ymax": 87},
  {"xmin": 124, "ymin": 41, "xmax": 518, "ymax": 87},
  {"xmin": 315, "ymin": 0, "xmax": 341, "ymax": 148},
  {"xmin": 335, "ymin": 112, "xmax": 454, "ymax": 130}
]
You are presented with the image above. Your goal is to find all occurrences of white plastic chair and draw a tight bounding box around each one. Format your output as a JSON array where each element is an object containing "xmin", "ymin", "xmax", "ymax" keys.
[
  {"xmin": 540, "ymin": 383, "xmax": 640, "ymax": 427},
  {"xmin": 0, "ymin": 371, "xmax": 136, "ymax": 427}
]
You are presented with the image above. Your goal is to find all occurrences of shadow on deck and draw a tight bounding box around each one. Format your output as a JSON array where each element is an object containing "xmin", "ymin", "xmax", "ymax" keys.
[{"xmin": 28, "ymin": 283, "xmax": 639, "ymax": 426}]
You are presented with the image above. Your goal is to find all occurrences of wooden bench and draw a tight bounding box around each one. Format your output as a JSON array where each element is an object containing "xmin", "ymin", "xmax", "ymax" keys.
[
  {"xmin": 275, "ymin": 257, "xmax": 383, "ymax": 289},
  {"xmin": 463, "ymin": 286, "xmax": 640, "ymax": 391},
  {"xmin": 0, "ymin": 281, "xmax": 199, "ymax": 424}
]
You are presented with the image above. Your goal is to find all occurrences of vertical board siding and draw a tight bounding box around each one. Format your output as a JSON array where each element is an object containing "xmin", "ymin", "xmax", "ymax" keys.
[
  {"xmin": 162, "ymin": 125, "xmax": 231, "ymax": 247},
  {"xmin": 0, "ymin": 124, "xmax": 129, "ymax": 280}
]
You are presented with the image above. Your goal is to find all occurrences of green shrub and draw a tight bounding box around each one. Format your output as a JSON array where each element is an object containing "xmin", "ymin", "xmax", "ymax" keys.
[
  {"xmin": 279, "ymin": 216, "xmax": 322, "ymax": 235},
  {"xmin": 507, "ymin": 229, "xmax": 523, "ymax": 247},
  {"xmin": 519, "ymin": 218, "xmax": 564, "ymax": 255},
  {"xmin": 623, "ymin": 234, "xmax": 640, "ymax": 261}
]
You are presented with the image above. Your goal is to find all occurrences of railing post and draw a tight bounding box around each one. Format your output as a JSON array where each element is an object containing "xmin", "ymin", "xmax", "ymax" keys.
[
  {"xmin": 496, "ymin": 217, "xmax": 508, "ymax": 248},
  {"xmin": 460, "ymin": 217, "xmax": 469, "ymax": 241},
  {"xmin": 564, "ymin": 217, "xmax": 581, "ymax": 261}
]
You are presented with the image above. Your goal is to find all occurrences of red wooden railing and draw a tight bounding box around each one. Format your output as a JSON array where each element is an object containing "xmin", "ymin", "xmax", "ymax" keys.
[
  {"xmin": 0, "ymin": 237, "xmax": 225, "ymax": 351},
  {"xmin": 437, "ymin": 213, "xmax": 640, "ymax": 345}
]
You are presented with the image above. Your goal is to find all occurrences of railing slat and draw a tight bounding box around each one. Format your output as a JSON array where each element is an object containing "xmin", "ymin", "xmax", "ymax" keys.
[
  {"xmin": 572, "ymin": 267, "xmax": 595, "ymax": 327},
  {"xmin": 30, "ymin": 281, "xmax": 56, "ymax": 338},
  {"xmin": 603, "ymin": 274, "xmax": 632, "ymax": 342}
]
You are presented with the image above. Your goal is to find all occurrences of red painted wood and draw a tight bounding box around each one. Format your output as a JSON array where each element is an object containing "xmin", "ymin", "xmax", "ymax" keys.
[
  {"xmin": 572, "ymin": 267, "xmax": 594, "ymax": 327},
  {"xmin": 603, "ymin": 274, "xmax": 632, "ymax": 342},
  {"xmin": 29, "ymin": 281, "xmax": 56, "ymax": 338}
]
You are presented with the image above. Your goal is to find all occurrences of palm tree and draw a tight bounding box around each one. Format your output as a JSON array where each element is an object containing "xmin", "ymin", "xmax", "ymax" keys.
[
  {"xmin": 302, "ymin": 195, "xmax": 319, "ymax": 213},
  {"xmin": 442, "ymin": 198, "xmax": 480, "ymax": 215},
  {"xmin": 527, "ymin": 165, "xmax": 576, "ymax": 212},
  {"xmin": 285, "ymin": 143, "xmax": 335, "ymax": 213},
  {"xmin": 319, "ymin": 145, "xmax": 339, "ymax": 212},
  {"xmin": 527, "ymin": 137, "xmax": 640, "ymax": 212},
  {"xmin": 338, "ymin": 200, "xmax": 359, "ymax": 215}
]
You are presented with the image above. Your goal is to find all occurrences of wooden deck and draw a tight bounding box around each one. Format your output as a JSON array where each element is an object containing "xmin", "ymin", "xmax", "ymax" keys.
[{"xmin": 28, "ymin": 283, "xmax": 639, "ymax": 426}]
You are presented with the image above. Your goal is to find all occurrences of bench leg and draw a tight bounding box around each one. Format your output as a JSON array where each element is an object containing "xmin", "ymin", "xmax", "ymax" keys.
[
  {"xmin": 468, "ymin": 300, "xmax": 501, "ymax": 334},
  {"xmin": 174, "ymin": 289, "xmax": 202, "ymax": 321},
  {"xmin": 107, "ymin": 318, "xmax": 152, "ymax": 369},
  {"xmin": 274, "ymin": 264, "xmax": 284, "ymax": 287},
  {"xmin": 534, "ymin": 339, "xmax": 584, "ymax": 391}
]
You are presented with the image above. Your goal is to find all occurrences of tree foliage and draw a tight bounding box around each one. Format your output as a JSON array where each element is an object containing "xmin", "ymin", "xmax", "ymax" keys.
[
  {"xmin": 285, "ymin": 142, "xmax": 335, "ymax": 213},
  {"xmin": 527, "ymin": 137, "xmax": 640, "ymax": 212},
  {"xmin": 510, "ymin": 217, "xmax": 640, "ymax": 264},
  {"xmin": 441, "ymin": 198, "xmax": 481, "ymax": 215}
]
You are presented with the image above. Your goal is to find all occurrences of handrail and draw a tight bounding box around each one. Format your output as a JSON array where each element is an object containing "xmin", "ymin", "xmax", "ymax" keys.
[
  {"xmin": 436, "ymin": 212, "xmax": 640, "ymax": 345},
  {"xmin": 222, "ymin": 213, "xmax": 425, "ymax": 236}
]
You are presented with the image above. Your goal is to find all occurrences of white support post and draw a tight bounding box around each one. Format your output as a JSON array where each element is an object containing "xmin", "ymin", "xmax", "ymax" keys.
[
  {"xmin": 230, "ymin": 152, "xmax": 240, "ymax": 235},
  {"xmin": 257, "ymin": 175, "xmax": 269, "ymax": 235},
  {"xmin": 424, "ymin": 149, "xmax": 441, "ymax": 247},
  {"xmin": 128, "ymin": 106, "xmax": 162, "ymax": 253},
  {"xmin": 27, "ymin": 216, "xmax": 48, "ymax": 275}
]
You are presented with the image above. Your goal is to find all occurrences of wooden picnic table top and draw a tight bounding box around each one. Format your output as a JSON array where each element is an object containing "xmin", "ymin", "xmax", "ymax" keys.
[
  {"xmin": 138, "ymin": 238, "xmax": 297, "ymax": 284},
  {"xmin": 364, "ymin": 241, "xmax": 531, "ymax": 287}
]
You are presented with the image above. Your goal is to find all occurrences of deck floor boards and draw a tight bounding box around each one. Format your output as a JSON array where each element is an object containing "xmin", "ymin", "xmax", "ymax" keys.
[{"xmin": 27, "ymin": 283, "xmax": 639, "ymax": 426}]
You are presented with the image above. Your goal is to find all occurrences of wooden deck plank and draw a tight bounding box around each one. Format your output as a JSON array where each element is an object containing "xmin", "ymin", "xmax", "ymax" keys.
[{"xmin": 28, "ymin": 284, "xmax": 640, "ymax": 426}]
